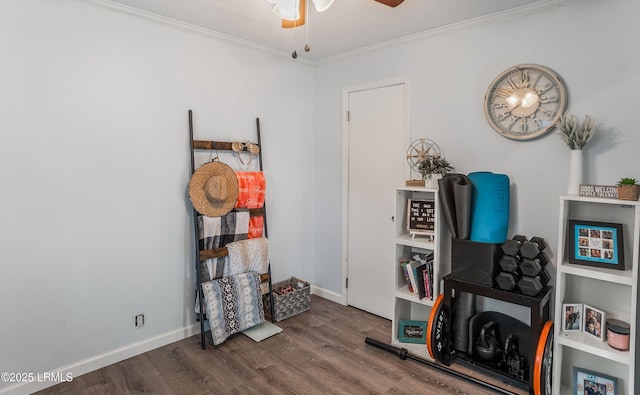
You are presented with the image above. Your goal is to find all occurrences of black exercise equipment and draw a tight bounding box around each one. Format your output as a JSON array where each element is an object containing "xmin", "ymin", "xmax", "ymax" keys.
[
  {"xmin": 501, "ymin": 239, "xmax": 522, "ymax": 257},
  {"xmin": 495, "ymin": 271, "xmax": 521, "ymax": 291},
  {"xmin": 427, "ymin": 294, "xmax": 449, "ymax": 363},
  {"xmin": 475, "ymin": 321, "xmax": 502, "ymax": 361},
  {"xmin": 499, "ymin": 255, "xmax": 521, "ymax": 272},
  {"xmin": 364, "ymin": 337, "xmax": 518, "ymax": 395},
  {"xmin": 533, "ymin": 321, "xmax": 554, "ymax": 395},
  {"xmin": 518, "ymin": 269, "xmax": 551, "ymax": 297}
]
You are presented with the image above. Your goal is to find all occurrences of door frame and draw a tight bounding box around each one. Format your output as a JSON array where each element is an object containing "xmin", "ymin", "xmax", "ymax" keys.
[{"xmin": 341, "ymin": 75, "xmax": 411, "ymax": 306}]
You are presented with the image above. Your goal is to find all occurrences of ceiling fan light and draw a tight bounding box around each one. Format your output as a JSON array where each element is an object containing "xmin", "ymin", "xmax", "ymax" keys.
[
  {"xmin": 265, "ymin": 0, "xmax": 300, "ymax": 21},
  {"xmin": 311, "ymin": 0, "xmax": 335, "ymax": 12}
]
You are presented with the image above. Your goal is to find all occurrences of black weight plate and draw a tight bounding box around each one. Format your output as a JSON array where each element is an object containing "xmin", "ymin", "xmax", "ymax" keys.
[
  {"xmin": 534, "ymin": 321, "xmax": 553, "ymax": 395},
  {"xmin": 427, "ymin": 294, "xmax": 449, "ymax": 362}
]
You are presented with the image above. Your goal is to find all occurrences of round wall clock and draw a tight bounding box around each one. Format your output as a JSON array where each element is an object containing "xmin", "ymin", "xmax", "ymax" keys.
[{"xmin": 484, "ymin": 64, "xmax": 568, "ymax": 141}]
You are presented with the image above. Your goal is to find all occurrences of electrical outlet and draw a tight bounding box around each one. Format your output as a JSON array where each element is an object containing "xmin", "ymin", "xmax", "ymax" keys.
[{"xmin": 135, "ymin": 314, "xmax": 144, "ymax": 328}]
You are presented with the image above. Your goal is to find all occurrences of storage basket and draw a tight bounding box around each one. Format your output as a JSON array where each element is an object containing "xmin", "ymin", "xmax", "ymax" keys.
[{"xmin": 264, "ymin": 277, "xmax": 311, "ymax": 322}]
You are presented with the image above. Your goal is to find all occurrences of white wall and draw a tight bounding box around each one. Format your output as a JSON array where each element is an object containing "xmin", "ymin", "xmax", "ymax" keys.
[
  {"xmin": 0, "ymin": 1, "xmax": 313, "ymax": 393},
  {"xmin": 3, "ymin": 0, "xmax": 640, "ymax": 392},
  {"xmin": 312, "ymin": 0, "xmax": 640, "ymax": 294}
]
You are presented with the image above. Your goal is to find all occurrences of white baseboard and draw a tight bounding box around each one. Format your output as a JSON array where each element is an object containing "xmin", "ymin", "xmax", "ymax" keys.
[
  {"xmin": 0, "ymin": 324, "xmax": 201, "ymax": 395},
  {"xmin": 311, "ymin": 285, "xmax": 344, "ymax": 305}
]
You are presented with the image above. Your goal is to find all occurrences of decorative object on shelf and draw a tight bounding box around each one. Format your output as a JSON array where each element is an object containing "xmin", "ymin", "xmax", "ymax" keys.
[
  {"xmin": 418, "ymin": 156, "xmax": 454, "ymax": 188},
  {"xmin": 573, "ymin": 367, "xmax": 618, "ymax": 395},
  {"xmin": 606, "ymin": 319, "xmax": 630, "ymax": 351},
  {"xmin": 556, "ymin": 113, "xmax": 596, "ymax": 195},
  {"xmin": 405, "ymin": 138, "xmax": 443, "ymax": 187},
  {"xmin": 407, "ymin": 199, "xmax": 435, "ymax": 239},
  {"xmin": 582, "ymin": 304, "xmax": 606, "ymax": 341},
  {"xmin": 484, "ymin": 64, "xmax": 568, "ymax": 141},
  {"xmin": 567, "ymin": 219, "xmax": 625, "ymax": 270},
  {"xmin": 616, "ymin": 177, "xmax": 640, "ymax": 201},
  {"xmin": 561, "ymin": 303, "xmax": 582, "ymax": 332},
  {"xmin": 579, "ymin": 184, "xmax": 618, "ymax": 199},
  {"xmin": 398, "ymin": 319, "xmax": 427, "ymax": 344}
]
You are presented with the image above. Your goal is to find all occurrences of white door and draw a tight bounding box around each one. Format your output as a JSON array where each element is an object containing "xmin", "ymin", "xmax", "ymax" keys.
[{"xmin": 345, "ymin": 79, "xmax": 408, "ymax": 319}]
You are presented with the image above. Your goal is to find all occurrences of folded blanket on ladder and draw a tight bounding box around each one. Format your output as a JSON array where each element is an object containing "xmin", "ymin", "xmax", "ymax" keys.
[
  {"xmin": 235, "ymin": 172, "xmax": 266, "ymax": 239},
  {"xmin": 201, "ymin": 271, "xmax": 265, "ymax": 345},
  {"xmin": 198, "ymin": 209, "xmax": 249, "ymax": 281},
  {"xmin": 224, "ymin": 237, "xmax": 270, "ymax": 277}
]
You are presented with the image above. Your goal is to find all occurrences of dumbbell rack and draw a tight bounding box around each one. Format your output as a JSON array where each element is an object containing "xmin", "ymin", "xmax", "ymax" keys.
[{"xmin": 442, "ymin": 275, "xmax": 552, "ymax": 393}]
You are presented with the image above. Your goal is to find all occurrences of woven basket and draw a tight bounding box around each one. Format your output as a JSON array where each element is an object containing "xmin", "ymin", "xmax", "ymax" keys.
[
  {"xmin": 618, "ymin": 185, "xmax": 640, "ymax": 201},
  {"xmin": 265, "ymin": 277, "xmax": 311, "ymax": 322}
]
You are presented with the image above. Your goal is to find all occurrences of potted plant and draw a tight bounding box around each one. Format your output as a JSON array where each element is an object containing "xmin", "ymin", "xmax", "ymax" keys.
[
  {"xmin": 617, "ymin": 177, "xmax": 640, "ymax": 201},
  {"xmin": 418, "ymin": 155, "xmax": 454, "ymax": 188}
]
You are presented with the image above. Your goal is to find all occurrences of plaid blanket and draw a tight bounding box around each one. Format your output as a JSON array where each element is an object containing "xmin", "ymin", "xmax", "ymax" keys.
[{"xmin": 198, "ymin": 208, "xmax": 249, "ymax": 281}]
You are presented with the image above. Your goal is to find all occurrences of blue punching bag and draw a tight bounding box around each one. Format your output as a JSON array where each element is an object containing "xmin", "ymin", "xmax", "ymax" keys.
[{"xmin": 468, "ymin": 172, "xmax": 510, "ymax": 243}]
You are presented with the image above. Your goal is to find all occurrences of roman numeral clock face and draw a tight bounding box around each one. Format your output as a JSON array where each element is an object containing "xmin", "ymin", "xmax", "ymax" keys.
[{"xmin": 484, "ymin": 64, "xmax": 568, "ymax": 140}]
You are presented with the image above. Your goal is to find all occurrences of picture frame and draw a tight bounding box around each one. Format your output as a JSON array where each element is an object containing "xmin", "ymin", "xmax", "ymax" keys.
[
  {"xmin": 567, "ymin": 220, "xmax": 625, "ymax": 270},
  {"xmin": 582, "ymin": 304, "xmax": 606, "ymax": 341},
  {"xmin": 573, "ymin": 366, "xmax": 618, "ymax": 395},
  {"xmin": 398, "ymin": 319, "xmax": 427, "ymax": 344},
  {"xmin": 562, "ymin": 303, "xmax": 582, "ymax": 332}
]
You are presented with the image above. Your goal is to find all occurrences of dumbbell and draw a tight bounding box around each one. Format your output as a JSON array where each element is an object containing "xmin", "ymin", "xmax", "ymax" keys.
[
  {"xmin": 518, "ymin": 268, "xmax": 551, "ymax": 296},
  {"xmin": 520, "ymin": 237, "xmax": 550, "ymax": 276},
  {"xmin": 499, "ymin": 255, "xmax": 521, "ymax": 273},
  {"xmin": 501, "ymin": 235, "xmax": 527, "ymax": 257},
  {"xmin": 495, "ymin": 271, "xmax": 521, "ymax": 291}
]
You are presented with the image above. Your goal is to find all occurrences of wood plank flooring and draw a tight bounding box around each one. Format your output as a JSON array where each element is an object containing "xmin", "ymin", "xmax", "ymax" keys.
[{"xmin": 35, "ymin": 295, "xmax": 527, "ymax": 395}]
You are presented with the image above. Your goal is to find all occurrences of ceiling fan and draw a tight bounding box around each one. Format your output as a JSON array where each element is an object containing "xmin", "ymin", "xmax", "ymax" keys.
[{"xmin": 265, "ymin": 0, "xmax": 405, "ymax": 28}]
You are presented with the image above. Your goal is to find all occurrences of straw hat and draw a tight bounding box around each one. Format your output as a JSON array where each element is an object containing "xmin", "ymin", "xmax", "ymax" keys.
[{"xmin": 189, "ymin": 161, "xmax": 238, "ymax": 217}]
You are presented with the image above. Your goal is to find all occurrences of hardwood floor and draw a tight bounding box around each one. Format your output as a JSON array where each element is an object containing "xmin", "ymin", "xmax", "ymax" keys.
[{"xmin": 36, "ymin": 296, "xmax": 527, "ymax": 394}]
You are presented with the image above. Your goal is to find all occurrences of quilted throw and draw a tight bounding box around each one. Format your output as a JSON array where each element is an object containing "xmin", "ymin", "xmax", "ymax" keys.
[
  {"xmin": 224, "ymin": 237, "xmax": 269, "ymax": 277},
  {"xmin": 201, "ymin": 271, "xmax": 265, "ymax": 345}
]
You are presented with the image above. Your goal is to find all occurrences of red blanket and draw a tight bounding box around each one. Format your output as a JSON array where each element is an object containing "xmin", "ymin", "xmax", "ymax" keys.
[{"xmin": 235, "ymin": 172, "xmax": 266, "ymax": 238}]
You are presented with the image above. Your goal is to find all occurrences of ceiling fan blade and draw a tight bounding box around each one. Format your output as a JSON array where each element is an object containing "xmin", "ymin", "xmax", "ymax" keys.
[
  {"xmin": 282, "ymin": 0, "xmax": 305, "ymax": 28},
  {"xmin": 373, "ymin": 0, "xmax": 404, "ymax": 7}
]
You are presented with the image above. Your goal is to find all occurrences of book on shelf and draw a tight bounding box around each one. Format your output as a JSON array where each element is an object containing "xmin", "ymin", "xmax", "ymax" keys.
[
  {"xmin": 399, "ymin": 257, "xmax": 415, "ymax": 293},
  {"xmin": 413, "ymin": 253, "xmax": 434, "ymax": 300},
  {"xmin": 405, "ymin": 259, "xmax": 422, "ymax": 295},
  {"xmin": 414, "ymin": 263, "xmax": 427, "ymax": 299}
]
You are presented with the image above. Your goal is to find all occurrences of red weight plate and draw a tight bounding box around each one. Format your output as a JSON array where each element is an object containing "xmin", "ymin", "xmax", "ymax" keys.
[{"xmin": 533, "ymin": 321, "xmax": 554, "ymax": 395}]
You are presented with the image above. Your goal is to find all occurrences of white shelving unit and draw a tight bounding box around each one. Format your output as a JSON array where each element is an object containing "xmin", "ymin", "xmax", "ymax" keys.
[
  {"xmin": 391, "ymin": 186, "xmax": 447, "ymax": 358},
  {"xmin": 553, "ymin": 195, "xmax": 640, "ymax": 395}
]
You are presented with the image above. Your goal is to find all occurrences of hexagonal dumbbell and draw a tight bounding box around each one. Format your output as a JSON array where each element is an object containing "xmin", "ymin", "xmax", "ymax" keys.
[
  {"xmin": 501, "ymin": 235, "xmax": 527, "ymax": 257},
  {"xmin": 529, "ymin": 236, "xmax": 547, "ymax": 251},
  {"xmin": 518, "ymin": 268, "xmax": 551, "ymax": 296},
  {"xmin": 520, "ymin": 236, "xmax": 550, "ymax": 276},
  {"xmin": 499, "ymin": 255, "xmax": 521, "ymax": 273},
  {"xmin": 521, "ymin": 257, "xmax": 545, "ymax": 277},
  {"xmin": 495, "ymin": 271, "xmax": 521, "ymax": 291}
]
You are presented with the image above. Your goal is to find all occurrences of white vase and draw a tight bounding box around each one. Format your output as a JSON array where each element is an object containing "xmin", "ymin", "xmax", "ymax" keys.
[
  {"xmin": 425, "ymin": 174, "xmax": 443, "ymax": 189},
  {"xmin": 567, "ymin": 149, "xmax": 583, "ymax": 195}
]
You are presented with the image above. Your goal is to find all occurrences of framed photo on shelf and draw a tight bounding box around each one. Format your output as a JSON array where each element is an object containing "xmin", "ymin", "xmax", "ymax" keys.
[
  {"xmin": 567, "ymin": 219, "xmax": 625, "ymax": 270},
  {"xmin": 562, "ymin": 303, "xmax": 582, "ymax": 332},
  {"xmin": 583, "ymin": 304, "xmax": 606, "ymax": 341},
  {"xmin": 398, "ymin": 320, "xmax": 427, "ymax": 344},
  {"xmin": 573, "ymin": 366, "xmax": 618, "ymax": 395}
]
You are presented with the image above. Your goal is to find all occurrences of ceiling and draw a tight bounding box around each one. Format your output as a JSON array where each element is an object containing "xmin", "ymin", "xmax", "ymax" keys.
[{"xmin": 93, "ymin": 0, "xmax": 572, "ymax": 60}]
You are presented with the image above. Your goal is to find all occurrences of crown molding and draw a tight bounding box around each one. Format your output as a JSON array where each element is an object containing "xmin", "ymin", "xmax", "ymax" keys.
[{"xmin": 316, "ymin": 0, "xmax": 584, "ymax": 65}]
